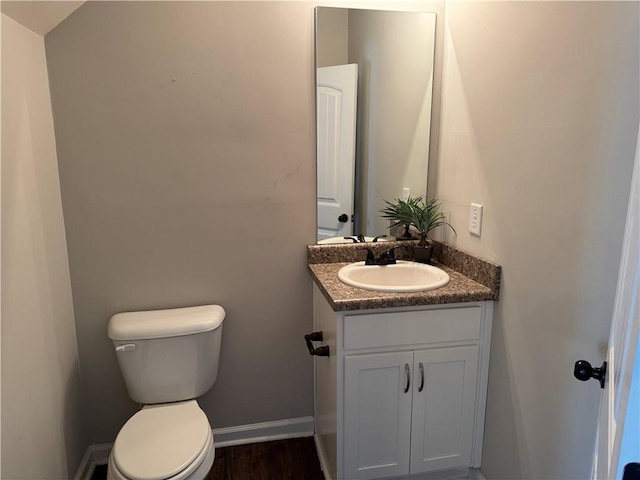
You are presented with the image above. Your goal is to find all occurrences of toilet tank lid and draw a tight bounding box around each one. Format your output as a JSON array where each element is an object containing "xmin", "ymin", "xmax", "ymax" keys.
[{"xmin": 108, "ymin": 305, "xmax": 225, "ymax": 340}]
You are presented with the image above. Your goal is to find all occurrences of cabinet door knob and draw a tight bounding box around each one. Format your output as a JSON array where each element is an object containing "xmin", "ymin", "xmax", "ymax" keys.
[
  {"xmin": 418, "ymin": 362, "xmax": 425, "ymax": 392},
  {"xmin": 404, "ymin": 363, "xmax": 411, "ymax": 393}
]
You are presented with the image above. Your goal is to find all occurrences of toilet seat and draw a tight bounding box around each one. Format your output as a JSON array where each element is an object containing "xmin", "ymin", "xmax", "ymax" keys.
[{"xmin": 112, "ymin": 400, "xmax": 211, "ymax": 480}]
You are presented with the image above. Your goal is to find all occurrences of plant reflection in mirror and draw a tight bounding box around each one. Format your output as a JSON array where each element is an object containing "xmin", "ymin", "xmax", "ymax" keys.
[{"xmin": 380, "ymin": 196, "xmax": 456, "ymax": 248}]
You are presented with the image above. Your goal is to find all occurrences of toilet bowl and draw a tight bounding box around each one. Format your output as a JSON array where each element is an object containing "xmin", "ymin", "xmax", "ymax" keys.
[
  {"xmin": 106, "ymin": 305, "xmax": 225, "ymax": 480},
  {"xmin": 107, "ymin": 401, "xmax": 215, "ymax": 480}
]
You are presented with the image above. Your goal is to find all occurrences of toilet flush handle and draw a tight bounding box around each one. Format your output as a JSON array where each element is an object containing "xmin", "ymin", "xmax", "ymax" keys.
[{"xmin": 115, "ymin": 343, "xmax": 136, "ymax": 353}]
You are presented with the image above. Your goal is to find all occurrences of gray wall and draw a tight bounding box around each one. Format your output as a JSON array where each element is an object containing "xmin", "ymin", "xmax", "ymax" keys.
[
  {"xmin": 316, "ymin": 7, "xmax": 348, "ymax": 68},
  {"xmin": 46, "ymin": 1, "xmax": 316, "ymax": 443},
  {"xmin": 436, "ymin": 2, "xmax": 639, "ymax": 478},
  {"xmin": 1, "ymin": 13, "xmax": 84, "ymax": 479}
]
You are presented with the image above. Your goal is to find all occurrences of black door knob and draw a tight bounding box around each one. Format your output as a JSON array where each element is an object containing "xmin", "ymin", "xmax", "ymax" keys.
[
  {"xmin": 574, "ymin": 360, "xmax": 607, "ymax": 389},
  {"xmin": 338, "ymin": 213, "xmax": 349, "ymax": 223},
  {"xmin": 623, "ymin": 463, "xmax": 640, "ymax": 480}
]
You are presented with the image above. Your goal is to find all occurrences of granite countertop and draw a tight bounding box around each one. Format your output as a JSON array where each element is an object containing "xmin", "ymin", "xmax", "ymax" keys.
[{"xmin": 308, "ymin": 241, "xmax": 501, "ymax": 312}]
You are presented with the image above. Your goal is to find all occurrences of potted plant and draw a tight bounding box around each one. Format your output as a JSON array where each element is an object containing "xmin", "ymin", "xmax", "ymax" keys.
[{"xmin": 380, "ymin": 196, "xmax": 456, "ymax": 263}]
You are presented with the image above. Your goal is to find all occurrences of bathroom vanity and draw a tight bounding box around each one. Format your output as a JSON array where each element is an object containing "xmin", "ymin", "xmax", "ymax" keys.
[{"xmin": 308, "ymin": 242, "xmax": 501, "ymax": 480}]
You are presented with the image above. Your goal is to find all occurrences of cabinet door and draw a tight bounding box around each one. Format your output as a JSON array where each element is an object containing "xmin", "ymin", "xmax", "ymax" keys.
[
  {"xmin": 410, "ymin": 346, "xmax": 479, "ymax": 473},
  {"xmin": 344, "ymin": 352, "xmax": 413, "ymax": 479}
]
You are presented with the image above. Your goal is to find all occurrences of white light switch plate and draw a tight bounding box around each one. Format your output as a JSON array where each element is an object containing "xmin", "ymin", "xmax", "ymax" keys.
[{"xmin": 469, "ymin": 203, "xmax": 483, "ymax": 236}]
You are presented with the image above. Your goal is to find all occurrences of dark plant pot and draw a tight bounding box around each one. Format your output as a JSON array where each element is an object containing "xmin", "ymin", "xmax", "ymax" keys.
[{"xmin": 414, "ymin": 245, "xmax": 434, "ymax": 264}]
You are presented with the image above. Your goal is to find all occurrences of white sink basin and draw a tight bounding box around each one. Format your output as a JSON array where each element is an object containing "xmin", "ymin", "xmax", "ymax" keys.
[{"xmin": 338, "ymin": 260, "xmax": 450, "ymax": 293}]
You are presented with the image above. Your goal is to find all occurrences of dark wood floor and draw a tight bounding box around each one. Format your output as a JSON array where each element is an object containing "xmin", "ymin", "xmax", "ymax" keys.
[
  {"xmin": 91, "ymin": 437, "xmax": 324, "ymax": 480},
  {"xmin": 207, "ymin": 437, "xmax": 324, "ymax": 480}
]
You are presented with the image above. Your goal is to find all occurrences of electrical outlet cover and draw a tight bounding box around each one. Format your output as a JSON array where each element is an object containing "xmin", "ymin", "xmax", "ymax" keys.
[{"xmin": 469, "ymin": 203, "xmax": 483, "ymax": 236}]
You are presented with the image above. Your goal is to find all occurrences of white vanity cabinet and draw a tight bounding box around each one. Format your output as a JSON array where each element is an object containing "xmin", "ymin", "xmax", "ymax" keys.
[{"xmin": 313, "ymin": 286, "xmax": 493, "ymax": 480}]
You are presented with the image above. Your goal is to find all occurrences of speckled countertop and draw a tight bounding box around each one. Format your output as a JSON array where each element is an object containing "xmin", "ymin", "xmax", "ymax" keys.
[{"xmin": 308, "ymin": 240, "xmax": 501, "ymax": 312}]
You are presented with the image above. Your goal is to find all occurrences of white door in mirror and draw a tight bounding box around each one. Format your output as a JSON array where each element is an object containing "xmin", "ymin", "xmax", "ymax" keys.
[{"xmin": 317, "ymin": 64, "xmax": 358, "ymax": 241}]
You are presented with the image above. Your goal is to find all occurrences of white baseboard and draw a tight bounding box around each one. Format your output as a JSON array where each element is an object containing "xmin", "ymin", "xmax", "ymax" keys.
[
  {"xmin": 468, "ymin": 468, "xmax": 487, "ymax": 480},
  {"xmin": 314, "ymin": 434, "xmax": 334, "ymax": 480},
  {"xmin": 73, "ymin": 443, "xmax": 113, "ymax": 480},
  {"xmin": 213, "ymin": 416, "xmax": 314, "ymax": 447},
  {"xmin": 74, "ymin": 416, "xmax": 315, "ymax": 479},
  {"xmin": 92, "ymin": 443, "xmax": 112, "ymax": 466},
  {"xmin": 73, "ymin": 447, "xmax": 96, "ymax": 480}
]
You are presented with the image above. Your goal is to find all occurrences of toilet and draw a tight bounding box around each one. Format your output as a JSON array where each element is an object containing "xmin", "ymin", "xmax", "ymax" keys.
[{"xmin": 106, "ymin": 305, "xmax": 225, "ymax": 480}]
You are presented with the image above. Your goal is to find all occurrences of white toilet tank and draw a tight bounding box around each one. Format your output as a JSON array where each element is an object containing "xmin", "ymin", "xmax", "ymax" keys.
[{"xmin": 108, "ymin": 305, "xmax": 225, "ymax": 405}]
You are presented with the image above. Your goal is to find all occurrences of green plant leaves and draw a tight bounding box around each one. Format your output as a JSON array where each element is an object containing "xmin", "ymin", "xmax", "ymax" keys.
[{"xmin": 379, "ymin": 196, "xmax": 456, "ymax": 244}]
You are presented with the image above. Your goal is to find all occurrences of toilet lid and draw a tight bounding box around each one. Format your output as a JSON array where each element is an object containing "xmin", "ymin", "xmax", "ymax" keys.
[{"xmin": 113, "ymin": 401, "xmax": 210, "ymax": 480}]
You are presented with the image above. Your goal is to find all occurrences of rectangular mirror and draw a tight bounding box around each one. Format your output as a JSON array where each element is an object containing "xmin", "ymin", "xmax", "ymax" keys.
[{"xmin": 315, "ymin": 7, "xmax": 437, "ymax": 244}]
